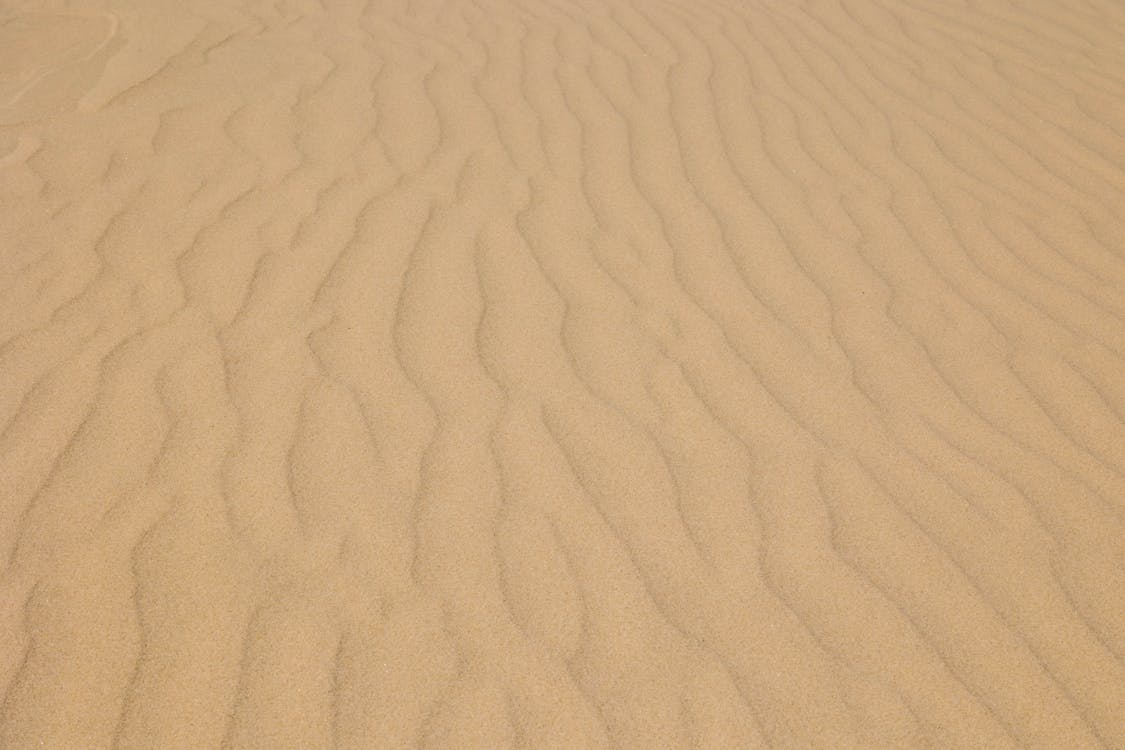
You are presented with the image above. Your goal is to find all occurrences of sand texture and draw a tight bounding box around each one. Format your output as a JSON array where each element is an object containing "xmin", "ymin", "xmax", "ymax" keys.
[{"xmin": 2, "ymin": 0, "xmax": 1125, "ymax": 747}]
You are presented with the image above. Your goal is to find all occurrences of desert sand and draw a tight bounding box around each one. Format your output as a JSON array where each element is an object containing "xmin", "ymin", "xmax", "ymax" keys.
[{"xmin": 1, "ymin": 0, "xmax": 1124, "ymax": 747}]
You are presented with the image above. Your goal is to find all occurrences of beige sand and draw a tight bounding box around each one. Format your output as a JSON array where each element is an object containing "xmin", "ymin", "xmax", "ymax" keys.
[{"xmin": 2, "ymin": 0, "xmax": 1125, "ymax": 746}]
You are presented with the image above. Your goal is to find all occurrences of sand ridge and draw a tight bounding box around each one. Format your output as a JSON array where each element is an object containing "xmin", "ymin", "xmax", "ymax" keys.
[{"xmin": 1, "ymin": 0, "xmax": 1125, "ymax": 747}]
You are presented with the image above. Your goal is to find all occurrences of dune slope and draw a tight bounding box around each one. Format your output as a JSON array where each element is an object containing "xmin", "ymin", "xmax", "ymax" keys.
[{"xmin": 2, "ymin": 0, "xmax": 1125, "ymax": 747}]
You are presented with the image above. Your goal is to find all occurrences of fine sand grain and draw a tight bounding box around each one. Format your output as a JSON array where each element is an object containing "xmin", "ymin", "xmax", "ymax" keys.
[{"xmin": 2, "ymin": 0, "xmax": 1125, "ymax": 747}]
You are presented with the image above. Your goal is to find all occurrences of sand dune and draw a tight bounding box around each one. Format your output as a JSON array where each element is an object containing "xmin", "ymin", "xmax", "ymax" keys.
[{"xmin": 2, "ymin": 0, "xmax": 1125, "ymax": 746}]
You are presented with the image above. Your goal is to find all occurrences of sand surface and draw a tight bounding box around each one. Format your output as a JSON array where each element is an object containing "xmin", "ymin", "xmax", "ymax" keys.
[{"xmin": 2, "ymin": 0, "xmax": 1125, "ymax": 747}]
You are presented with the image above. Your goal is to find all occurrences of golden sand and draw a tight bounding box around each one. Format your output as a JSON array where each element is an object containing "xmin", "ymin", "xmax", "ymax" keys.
[{"xmin": 2, "ymin": 0, "xmax": 1125, "ymax": 747}]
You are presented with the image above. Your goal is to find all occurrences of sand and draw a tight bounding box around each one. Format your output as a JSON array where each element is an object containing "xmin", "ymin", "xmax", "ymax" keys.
[{"xmin": 1, "ymin": 0, "xmax": 1124, "ymax": 746}]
